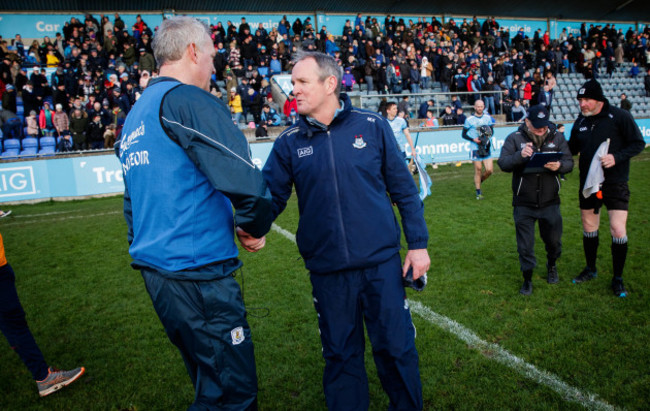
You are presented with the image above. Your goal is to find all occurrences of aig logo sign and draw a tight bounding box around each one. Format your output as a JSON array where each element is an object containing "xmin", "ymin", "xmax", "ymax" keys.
[{"xmin": 0, "ymin": 166, "xmax": 36, "ymax": 198}]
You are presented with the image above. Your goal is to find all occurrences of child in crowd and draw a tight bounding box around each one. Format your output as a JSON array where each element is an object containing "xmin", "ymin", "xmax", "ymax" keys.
[{"xmin": 26, "ymin": 110, "xmax": 39, "ymax": 137}]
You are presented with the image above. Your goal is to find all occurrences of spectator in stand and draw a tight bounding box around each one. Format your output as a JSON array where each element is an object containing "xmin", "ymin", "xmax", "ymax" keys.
[
  {"xmin": 112, "ymin": 87, "xmax": 130, "ymax": 114},
  {"xmin": 39, "ymin": 102, "xmax": 56, "ymax": 136},
  {"xmin": 26, "ymin": 110, "xmax": 39, "ymax": 138},
  {"xmin": 440, "ymin": 106, "xmax": 457, "ymax": 126},
  {"xmin": 283, "ymin": 91, "xmax": 298, "ymax": 125},
  {"xmin": 260, "ymin": 104, "xmax": 282, "ymax": 127},
  {"xmin": 2, "ymin": 84, "xmax": 17, "ymax": 114},
  {"xmin": 22, "ymin": 82, "xmax": 39, "ymax": 116},
  {"xmin": 423, "ymin": 110, "xmax": 439, "ymax": 128},
  {"xmin": 397, "ymin": 95, "xmax": 411, "ymax": 118},
  {"xmin": 510, "ymin": 99, "xmax": 527, "ymax": 122},
  {"xmin": 52, "ymin": 104, "xmax": 69, "ymax": 136},
  {"xmin": 86, "ymin": 113, "xmax": 105, "ymax": 149},
  {"xmin": 418, "ymin": 99, "xmax": 434, "ymax": 119},
  {"xmin": 456, "ymin": 107, "xmax": 467, "ymax": 125},
  {"xmin": 341, "ymin": 67, "xmax": 356, "ymax": 91},
  {"xmin": 138, "ymin": 48, "xmax": 155, "ymax": 74},
  {"xmin": 618, "ymin": 93, "xmax": 632, "ymax": 112},
  {"xmin": 645, "ymin": 69, "xmax": 650, "ymax": 97},
  {"xmin": 69, "ymin": 107, "xmax": 88, "ymax": 150},
  {"xmin": 56, "ymin": 132, "xmax": 74, "ymax": 152},
  {"xmin": 228, "ymin": 88, "xmax": 243, "ymax": 125}
]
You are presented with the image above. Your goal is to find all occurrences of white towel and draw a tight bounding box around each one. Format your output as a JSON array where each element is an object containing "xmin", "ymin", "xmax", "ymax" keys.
[{"xmin": 582, "ymin": 139, "xmax": 610, "ymax": 199}]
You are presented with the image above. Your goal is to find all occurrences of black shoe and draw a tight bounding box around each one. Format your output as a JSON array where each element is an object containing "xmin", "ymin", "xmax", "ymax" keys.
[
  {"xmin": 547, "ymin": 265, "xmax": 559, "ymax": 284},
  {"xmin": 519, "ymin": 280, "xmax": 532, "ymax": 295},
  {"xmin": 572, "ymin": 267, "xmax": 597, "ymax": 284},
  {"xmin": 612, "ymin": 278, "xmax": 627, "ymax": 298}
]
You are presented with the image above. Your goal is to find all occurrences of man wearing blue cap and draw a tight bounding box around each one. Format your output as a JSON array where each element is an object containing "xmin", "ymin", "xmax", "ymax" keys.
[{"xmin": 498, "ymin": 105, "xmax": 573, "ymax": 295}]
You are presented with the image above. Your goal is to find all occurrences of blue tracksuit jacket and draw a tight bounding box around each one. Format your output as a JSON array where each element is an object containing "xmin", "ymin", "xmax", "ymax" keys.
[{"xmin": 262, "ymin": 94, "xmax": 428, "ymax": 274}]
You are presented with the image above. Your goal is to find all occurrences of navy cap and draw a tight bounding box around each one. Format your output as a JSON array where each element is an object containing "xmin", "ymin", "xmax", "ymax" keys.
[{"xmin": 527, "ymin": 105, "xmax": 551, "ymax": 128}]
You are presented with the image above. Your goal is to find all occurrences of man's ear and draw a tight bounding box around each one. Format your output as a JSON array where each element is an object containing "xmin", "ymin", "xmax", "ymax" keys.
[
  {"xmin": 325, "ymin": 75, "xmax": 338, "ymax": 95},
  {"xmin": 188, "ymin": 43, "xmax": 199, "ymax": 64}
]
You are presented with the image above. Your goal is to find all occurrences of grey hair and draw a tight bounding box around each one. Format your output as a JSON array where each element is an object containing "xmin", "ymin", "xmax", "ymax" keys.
[
  {"xmin": 153, "ymin": 16, "xmax": 211, "ymax": 67},
  {"xmin": 292, "ymin": 50, "xmax": 342, "ymax": 97}
]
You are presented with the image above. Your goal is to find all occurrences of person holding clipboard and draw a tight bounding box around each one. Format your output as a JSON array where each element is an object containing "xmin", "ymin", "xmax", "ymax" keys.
[{"xmin": 498, "ymin": 105, "xmax": 574, "ymax": 295}]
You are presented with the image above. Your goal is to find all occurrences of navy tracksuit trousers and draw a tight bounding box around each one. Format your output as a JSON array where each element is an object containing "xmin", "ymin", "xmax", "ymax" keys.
[
  {"xmin": 141, "ymin": 268, "xmax": 258, "ymax": 411},
  {"xmin": 0, "ymin": 263, "xmax": 49, "ymax": 381},
  {"xmin": 310, "ymin": 253, "xmax": 422, "ymax": 411}
]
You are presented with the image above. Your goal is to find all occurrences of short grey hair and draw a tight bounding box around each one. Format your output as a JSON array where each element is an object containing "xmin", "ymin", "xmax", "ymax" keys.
[
  {"xmin": 292, "ymin": 50, "xmax": 342, "ymax": 97},
  {"xmin": 153, "ymin": 16, "xmax": 211, "ymax": 67}
]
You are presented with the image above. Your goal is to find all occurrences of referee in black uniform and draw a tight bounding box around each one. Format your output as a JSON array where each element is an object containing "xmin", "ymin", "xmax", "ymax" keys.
[{"xmin": 569, "ymin": 79, "xmax": 645, "ymax": 297}]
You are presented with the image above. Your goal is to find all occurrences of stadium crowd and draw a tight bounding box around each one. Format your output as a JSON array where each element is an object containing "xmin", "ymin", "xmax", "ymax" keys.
[{"xmin": 0, "ymin": 12, "xmax": 649, "ymax": 153}]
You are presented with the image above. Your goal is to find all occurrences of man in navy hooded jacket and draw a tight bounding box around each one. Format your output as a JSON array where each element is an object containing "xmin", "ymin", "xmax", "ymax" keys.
[{"xmin": 262, "ymin": 51, "xmax": 430, "ymax": 410}]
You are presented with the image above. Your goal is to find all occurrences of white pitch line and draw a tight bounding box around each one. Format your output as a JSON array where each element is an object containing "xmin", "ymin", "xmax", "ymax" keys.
[
  {"xmin": 11, "ymin": 210, "xmax": 86, "ymax": 218},
  {"xmin": 0, "ymin": 211, "xmax": 122, "ymax": 226},
  {"xmin": 271, "ymin": 223, "xmax": 296, "ymax": 243},
  {"xmin": 409, "ymin": 301, "xmax": 617, "ymax": 411},
  {"xmin": 270, "ymin": 223, "xmax": 617, "ymax": 411}
]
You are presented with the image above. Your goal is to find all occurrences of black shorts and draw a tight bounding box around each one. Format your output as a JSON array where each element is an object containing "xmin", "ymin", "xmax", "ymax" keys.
[{"xmin": 579, "ymin": 182, "xmax": 630, "ymax": 211}]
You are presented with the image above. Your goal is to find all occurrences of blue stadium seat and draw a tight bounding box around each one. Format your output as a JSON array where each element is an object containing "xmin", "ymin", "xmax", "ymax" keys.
[
  {"xmin": 38, "ymin": 146, "xmax": 56, "ymax": 156},
  {"xmin": 21, "ymin": 137, "xmax": 38, "ymax": 150},
  {"xmin": 39, "ymin": 136, "xmax": 56, "ymax": 150},
  {"xmin": 3, "ymin": 138, "xmax": 21, "ymax": 151},
  {"xmin": 1, "ymin": 149, "xmax": 20, "ymax": 158},
  {"xmin": 19, "ymin": 147, "xmax": 38, "ymax": 157}
]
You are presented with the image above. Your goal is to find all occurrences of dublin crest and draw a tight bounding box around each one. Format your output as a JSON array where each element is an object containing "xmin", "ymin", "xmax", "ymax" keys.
[{"xmin": 353, "ymin": 135, "xmax": 367, "ymax": 149}]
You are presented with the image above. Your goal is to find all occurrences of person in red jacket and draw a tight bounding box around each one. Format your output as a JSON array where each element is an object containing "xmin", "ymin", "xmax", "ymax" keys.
[{"xmin": 282, "ymin": 91, "xmax": 298, "ymax": 125}]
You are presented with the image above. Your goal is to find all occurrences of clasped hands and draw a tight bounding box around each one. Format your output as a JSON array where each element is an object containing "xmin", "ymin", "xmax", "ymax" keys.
[{"xmin": 236, "ymin": 227, "xmax": 266, "ymax": 252}]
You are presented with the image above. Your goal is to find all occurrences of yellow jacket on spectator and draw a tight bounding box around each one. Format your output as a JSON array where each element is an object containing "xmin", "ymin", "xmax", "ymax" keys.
[{"xmin": 229, "ymin": 94, "xmax": 243, "ymax": 114}]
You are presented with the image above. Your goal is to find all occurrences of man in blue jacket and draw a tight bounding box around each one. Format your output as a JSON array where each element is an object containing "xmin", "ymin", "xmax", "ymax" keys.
[
  {"xmin": 263, "ymin": 51, "xmax": 430, "ymax": 410},
  {"xmin": 118, "ymin": 17, "xmax": 272, "ymax": 410}
]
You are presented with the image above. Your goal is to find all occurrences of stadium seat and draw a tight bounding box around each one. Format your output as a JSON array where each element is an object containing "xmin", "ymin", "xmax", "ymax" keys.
[
  {"xmin": 39, "ymin": 136, "xmax": 56, "ymax": 150},
  {"xmin": 19, "ymin": 147, "xmax": 38, "ymax": 157},
  {"xmin": 39, "ymin": 146, "xmax": 56, "ymax": 155},
  {"xmin": 3, "ymin": 138, "xmax": 21, "ymax": 151},
  {"xmin": 21, "ymin": 137, "xmax": 38, "ymax": 150}
]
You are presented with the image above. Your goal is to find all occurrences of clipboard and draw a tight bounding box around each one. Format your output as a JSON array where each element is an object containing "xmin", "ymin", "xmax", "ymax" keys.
[{"xmin": 525, "ymin": 152, "xmax": 563, "ymax": 173}]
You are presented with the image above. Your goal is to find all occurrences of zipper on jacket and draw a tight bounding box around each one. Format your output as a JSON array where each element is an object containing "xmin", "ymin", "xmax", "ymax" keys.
[
  {"xmin": 556, "ymin": 175, "xmax": 561, "ymax": 193},
  {"xmin": 516, "ymin": 177, "xmax": 523, "ymax": 196},
  {"xmin": 327, "ymin": 130, "xmax": 350, "ymax": 263}
]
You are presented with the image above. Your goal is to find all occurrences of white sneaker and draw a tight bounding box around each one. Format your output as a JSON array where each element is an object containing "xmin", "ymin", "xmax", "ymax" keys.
[{"xmin": 0, "ymin": 210, "xmax": 12, "ymax": 218}]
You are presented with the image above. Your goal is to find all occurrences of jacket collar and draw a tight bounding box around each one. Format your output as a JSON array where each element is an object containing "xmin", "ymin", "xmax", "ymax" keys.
[{"xmin": 298, "ymin": 93, "xmax": 352, "ymax": 135}]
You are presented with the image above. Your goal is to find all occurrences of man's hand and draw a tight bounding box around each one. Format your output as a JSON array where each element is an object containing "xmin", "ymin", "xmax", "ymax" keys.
[
  {"xmin": 236, "ymin": 227, "xmax": 266, "ymax": 252},
  {"xmin": 601, "ymin": 153, "xmax": 616, "ymax": 169},
  {"xmin": 544, "ymin": 161, "xmax": 561, "ymax": 171},
  {"xmin": 402, "ymin": 249, "xmax": 430, "ymax": 280},
  {"xmin": 473, "ymin": 138, "xmax": 481, "ymax": 144},
  {"xmin": 521, "ymin": 142, "xmax": 534, "ymax": 158}
]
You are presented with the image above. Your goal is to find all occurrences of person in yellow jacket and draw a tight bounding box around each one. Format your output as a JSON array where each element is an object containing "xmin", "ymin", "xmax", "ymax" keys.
[
  {"xmin": 228, "ymin": 87, "xmax": 243, "ymax": 125},
  {"xmin": 0, "ymin": 233, "xmax": 85, "ymax": 396}
]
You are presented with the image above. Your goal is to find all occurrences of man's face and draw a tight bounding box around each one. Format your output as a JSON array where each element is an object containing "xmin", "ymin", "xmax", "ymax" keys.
[
  {"xmin": 578, "ymin": 98, "xmax": 602, "ymax": 116},
  {"xmin": 525, "ymin": 119, "xmax": 548, "ymax": 137},
  {"xmin": 291, "ymin": 57, "xmax": 332, "ymax": 117},
  {"xmin": 474, "ymin": 101, "xmax": 485, "ymax": 116},
  {"xmin": 386, "ymin": 105, "xmax": 398, "ymax": 118},
  {"xmin": 195, "ymin": 35, "xmax": 216, "ymax": 91}
]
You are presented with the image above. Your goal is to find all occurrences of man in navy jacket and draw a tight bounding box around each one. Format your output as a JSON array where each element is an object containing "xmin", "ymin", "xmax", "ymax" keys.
[{"xmin": 263, "ymin": 51, "xmax": 430, "ymax": 410}]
